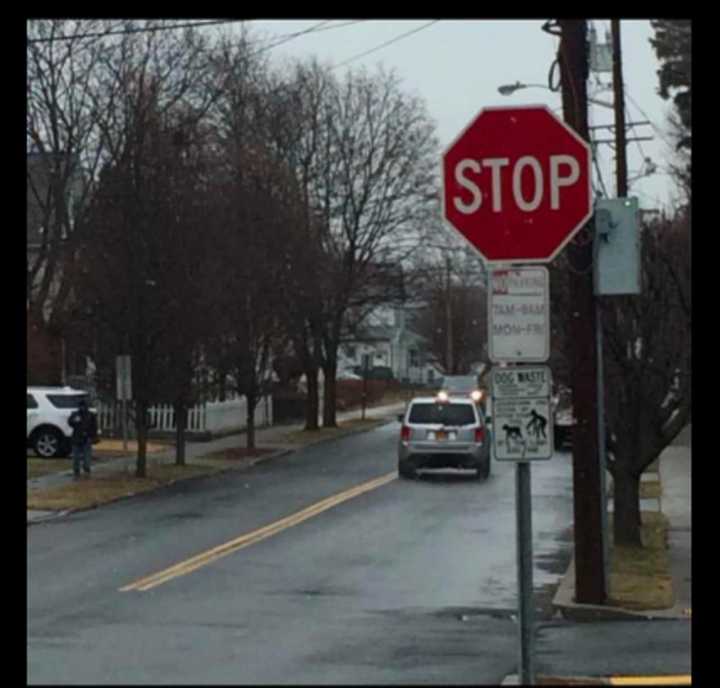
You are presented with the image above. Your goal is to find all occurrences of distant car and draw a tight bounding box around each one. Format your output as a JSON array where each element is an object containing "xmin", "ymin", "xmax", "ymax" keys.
[
  {"xmin": 438, "ymin": 374, "xmax": 486, "ymax": 405},
  {"xmin": 27, "ymin": 386, "xmax": 99, "ymax": 458},
  {"xmin": 552, "ymin": 385, "xmax": 575, "ymax": 450},
  {"xmin": 397, "ymin": 395, "xmax": 491, "ymax": 480},
  {"xmin": 553, "ymin": 408, "xmax": 575, "ymax": 449},
  {"xmin": 337, "ymin": 369, "xmax": 363, "ymax": 380}
]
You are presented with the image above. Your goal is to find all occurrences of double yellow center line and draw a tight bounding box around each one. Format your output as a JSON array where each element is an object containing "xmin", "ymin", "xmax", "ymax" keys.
[{"xmin": 120, "ymin": 471, "xmax": 397, "ymax": 592}]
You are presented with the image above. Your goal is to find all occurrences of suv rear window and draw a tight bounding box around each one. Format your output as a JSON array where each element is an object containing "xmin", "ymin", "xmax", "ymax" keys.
[
  {"xmin": 46, "ymin": 394, "xmax": 88, "ymax": 409},
  {"xmin": 408, "ymin": 402, "xmax": 477, "ymax": 426}
]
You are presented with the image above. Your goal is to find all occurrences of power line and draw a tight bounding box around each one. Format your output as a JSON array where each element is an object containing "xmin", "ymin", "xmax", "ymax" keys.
[
  {"xmin": 591, "ymin": 145, "xmax": 611, "ymax": 198},
  {"xmin": 623, "ymin": 89, "xmax": 675, "ymax": 149},
  {"xmin": 333, "ymin": 20, "xmax": 440, "ymax": 69},
  {"xmin": 250, "ymin": 20, "xmax": 365, "ymax": 58},
  {"xmin": 28, "ymin": 19, "xmax": 368, "ymax": 63},
  {"xmin": 244, "ymin": 20, "xmax": 333, "ymax": 56},
  {"xmin": 27, "ymin": 19, "xmax": 368, "ymax": 66},
  {"xmin": 26, "ymin": 19, "xmax": 246, "ymax": 43},
  {"xmin": 298, "ymin": 19, "xmax": 366, "ymax": 35}
]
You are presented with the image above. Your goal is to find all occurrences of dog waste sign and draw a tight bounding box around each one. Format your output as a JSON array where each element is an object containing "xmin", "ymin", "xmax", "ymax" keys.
[{"xmin": 491, "ymin": 366, "xmax": 553, "ymax": 461}]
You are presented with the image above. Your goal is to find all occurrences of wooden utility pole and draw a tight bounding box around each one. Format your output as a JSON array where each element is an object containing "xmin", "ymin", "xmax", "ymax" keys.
[
  {"xmin": 557, "ymin": 19, "xmax": 607, "ymax": 605},
  {"xmin": 611, "ymin": 19, "xmax": 628, "ymax": 196}
]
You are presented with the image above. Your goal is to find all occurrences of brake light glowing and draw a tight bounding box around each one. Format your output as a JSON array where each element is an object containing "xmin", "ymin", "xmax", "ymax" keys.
[
  {"xmin": 401, "ymin": 425, "xmax": 411, "ymax": 442},
  {"xmin": 475, "ymin": 427, "xmax": 485, "ymax": 443}
]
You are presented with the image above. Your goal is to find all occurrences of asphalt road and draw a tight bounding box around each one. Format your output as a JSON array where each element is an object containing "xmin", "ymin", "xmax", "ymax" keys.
[{"xmin": 28, "ymin": 420, "xmax": 579, "ymax": 684}]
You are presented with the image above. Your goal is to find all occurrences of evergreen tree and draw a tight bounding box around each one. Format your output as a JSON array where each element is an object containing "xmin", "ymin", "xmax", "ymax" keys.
[{"xmin": 650, "ymin": 20, "xmax": 691, "ymax": 150}]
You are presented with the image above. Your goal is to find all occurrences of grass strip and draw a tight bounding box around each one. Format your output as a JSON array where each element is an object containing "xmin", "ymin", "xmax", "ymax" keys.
[
  {"xmin": 607, "ymin": 511, "xmax": 673, "ymax": 610},
  {"xmin": 27, "ymin": 463, "xmax": 226, "ymax": 511},
  {"xmin": 281, "ymin": 418, "xmax": 384, "ymax": 445}
]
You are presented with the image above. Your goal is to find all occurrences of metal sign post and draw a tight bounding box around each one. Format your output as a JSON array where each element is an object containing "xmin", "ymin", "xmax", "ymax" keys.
[
  {"xmin": 491, "ymin": 366, "xmax": 552, "ymax": 686},
  {"xmin": 516, "ymin": 449, "xmax": 534, "ymax": 685},
  {"xmin": 116, "ymin": 355, "xmax": 132, "ymax": 452}
]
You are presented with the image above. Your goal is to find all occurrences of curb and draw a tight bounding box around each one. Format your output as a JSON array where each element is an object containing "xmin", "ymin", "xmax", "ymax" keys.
[
  {"xmin": 27, "ymin": 448, "xmax": 294, "ymax": 525},
  {"xmin": 27, "ymin": 416, "xmax": 395, "ymax": 525},
  {"xmin": 502, "ymin": 674, "xmax": 608, "ymax": 685},
  {"xmin": 275, "ymin": 416, "xmax": 393, "ymax": 447},
  {"xmin": 552, "ymin": 558, "xmax": 657, "ymax": 621},
  {"xmin": 27, "ymin": 509, "xmax": 71, "ymax": 525}
]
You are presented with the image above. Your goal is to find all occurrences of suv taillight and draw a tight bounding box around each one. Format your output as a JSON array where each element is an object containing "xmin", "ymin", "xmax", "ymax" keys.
[
  {"xmin": 475, "ymin": 427, "xmax": 485, "ymax": 443},
  {"xmin": 401, "ymin": 425, "xmax": 411, "ymax": 442}
]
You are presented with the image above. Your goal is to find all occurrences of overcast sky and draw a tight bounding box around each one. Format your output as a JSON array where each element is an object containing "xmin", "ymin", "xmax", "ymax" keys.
[{"xmin": 235, "ymin": 19, "xmax": 679, "ymax": 212}]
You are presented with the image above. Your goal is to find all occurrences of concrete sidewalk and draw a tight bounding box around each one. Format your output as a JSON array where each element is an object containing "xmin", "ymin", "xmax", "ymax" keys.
[
  {"xmin": 27, "ymin": 400, "xmax": 407, "ymax": 524},
  {"xmin": 502, "ymin": 426, "xmax": 691, "ymax": 684}
]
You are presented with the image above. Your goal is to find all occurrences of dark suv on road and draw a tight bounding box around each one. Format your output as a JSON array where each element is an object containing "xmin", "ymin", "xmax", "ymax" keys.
[{"xmin": 397, "ymin": 396, "xmax": 491, "ymax": 480}]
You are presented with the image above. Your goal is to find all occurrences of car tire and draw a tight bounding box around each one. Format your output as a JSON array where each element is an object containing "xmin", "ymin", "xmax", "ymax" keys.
[
  {"xmin": 474, "ymin": 459, "xmax": 490, "ymax": 480},
  {"xmin": 554, "ymin": 427, "xmax": 569, "ymax": 450},
  {"xmin": 482, "ymin": 458, "xmax": 491, "ymax": 479},
  {"xmin": 32, "ymin": 427, "xmax": 67, "ymax": 459},
  {"xmin": 398, "ymin": 460, "xmax": 417, "ymax": 479}
]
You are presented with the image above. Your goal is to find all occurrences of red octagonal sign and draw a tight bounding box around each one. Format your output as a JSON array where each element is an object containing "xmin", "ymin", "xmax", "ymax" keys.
[{"xmin": 442, "ymin": 105, "xmax": 592, "ymax": 264}]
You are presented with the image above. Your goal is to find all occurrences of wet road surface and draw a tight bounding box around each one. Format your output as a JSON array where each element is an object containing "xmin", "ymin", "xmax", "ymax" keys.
[{"xmin": 28, "ymin": 421, "xmax": 576, "ymax": 684}]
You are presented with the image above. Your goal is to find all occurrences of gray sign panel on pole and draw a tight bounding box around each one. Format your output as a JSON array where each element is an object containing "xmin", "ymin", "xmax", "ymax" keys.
[
  {"xmin": 116, "ymin": 355, "xmax": 132, "ymax": 401},
  {"xmin": 594, "ymin": 197, "xmax": 641, "ymax": 295}
]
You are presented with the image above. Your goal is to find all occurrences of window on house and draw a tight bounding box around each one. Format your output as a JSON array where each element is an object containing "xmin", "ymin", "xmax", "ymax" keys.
[
  {"xmin": 346, "ymin": 346, "xmax": 356, "ymax": 359},
  {"xmin": 409, "ymin": 349, "xmax": 420, "ymax": 367}
]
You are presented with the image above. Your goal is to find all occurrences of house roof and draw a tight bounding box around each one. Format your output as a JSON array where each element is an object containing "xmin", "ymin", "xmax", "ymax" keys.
[{"xmin": 350, "ymin": 325, "xmax": 394, "ymax": 342}]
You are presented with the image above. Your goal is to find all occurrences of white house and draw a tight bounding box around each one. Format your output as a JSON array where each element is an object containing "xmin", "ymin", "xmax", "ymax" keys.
[{"xmin": 338, "ymin": 304, "xmax": 442, "ymax": 385}]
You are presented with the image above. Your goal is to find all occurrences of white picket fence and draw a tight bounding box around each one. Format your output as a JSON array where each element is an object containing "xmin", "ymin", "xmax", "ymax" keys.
[{"xmin": 96, "ymin": 394, "xmax": 273, "ymax": 438}]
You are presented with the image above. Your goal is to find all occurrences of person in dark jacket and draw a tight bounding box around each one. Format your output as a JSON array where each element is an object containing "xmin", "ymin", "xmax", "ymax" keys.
[{"xmin": 68, "ymin": 399, "xmax": 98, "ymax": 478}]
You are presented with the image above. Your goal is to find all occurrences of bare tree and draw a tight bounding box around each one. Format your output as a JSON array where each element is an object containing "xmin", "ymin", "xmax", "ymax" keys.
[
  {"xmin": 201, "ymin": 33, "xmax": 309, "ymax": 445},
  {"xmin": 269, "ymin": 62, "xmax": 440, "ymax": 427},
  {"xmin": 206, "ymin": 167, "xmax": 294, "ymax": 450},
  {"xmin": 408, "ymin": 242, "xmax": 488, "ymax": 375},
  {"xmin": 601, "ymin": 211, "xmax": 691, "ymax": 546},
  {"xmin": 260, "ymin": 60, "xmax": 335, "ymax": 430},
  {"xmin": 148, "ymin": 129, "xmax": 220, "ymax": 466},
  {"xmin": 66, "ymin": 24, "xmax": 222, "ymax": 477},
  {"xmin": 27, "ymin": 20, "xmax": 112, "ymax": 332}
]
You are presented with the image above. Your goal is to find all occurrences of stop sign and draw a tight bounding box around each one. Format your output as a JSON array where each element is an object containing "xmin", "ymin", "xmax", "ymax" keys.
[{"xmin": 442, "ymin": 105, "xmax": 592, "ymax": 264}]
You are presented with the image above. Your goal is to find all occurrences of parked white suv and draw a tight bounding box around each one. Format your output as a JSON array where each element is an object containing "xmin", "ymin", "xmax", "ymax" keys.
[{"xmin": 27, "ymin": 386, "xmax": 99, "ymax": 458}]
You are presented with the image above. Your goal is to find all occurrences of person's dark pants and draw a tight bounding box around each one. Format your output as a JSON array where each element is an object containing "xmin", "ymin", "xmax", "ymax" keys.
[{"xmin": 72, "ymin": 440, "xmax": 92, "ymax": 476}]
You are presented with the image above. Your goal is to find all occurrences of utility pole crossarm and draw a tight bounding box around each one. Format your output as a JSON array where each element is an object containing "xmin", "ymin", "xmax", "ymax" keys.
[
  {"xmin": 588, "ymin": 120, "xmax": 650, "ymax": 130},
  {"xmin": 592, "ymin": 136, "xmax": 653, "ymax": 145}
]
